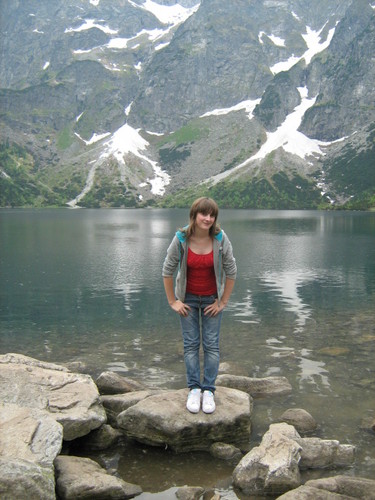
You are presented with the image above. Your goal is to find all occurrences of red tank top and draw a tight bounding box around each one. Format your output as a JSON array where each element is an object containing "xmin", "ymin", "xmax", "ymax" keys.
[{"xmin": 186, "ymin": 248, "xmax": 217, "ymax": 296}]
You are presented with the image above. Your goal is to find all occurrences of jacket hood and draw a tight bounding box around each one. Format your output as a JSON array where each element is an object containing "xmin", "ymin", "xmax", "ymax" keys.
[{"xmin": 176, "ymin": 227, "xmax": 223, "ymax": 243}]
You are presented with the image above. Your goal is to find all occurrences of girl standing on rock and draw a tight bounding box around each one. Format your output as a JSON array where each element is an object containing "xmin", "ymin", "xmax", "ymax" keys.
[{"xmin": 162, "ymin": 197, "xmax": 237, "ymax": 414}]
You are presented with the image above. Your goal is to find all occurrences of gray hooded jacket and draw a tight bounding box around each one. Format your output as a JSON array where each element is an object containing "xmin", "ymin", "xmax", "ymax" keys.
[{"xmin": 162, "ymin": 228, "xmax": 237, "ymax": 303}]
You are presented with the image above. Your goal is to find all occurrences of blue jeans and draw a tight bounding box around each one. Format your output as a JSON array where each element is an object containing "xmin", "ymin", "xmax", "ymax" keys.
[{"xmin": 179, "ymin": 293, "xmax": 223, "ymax": 392}]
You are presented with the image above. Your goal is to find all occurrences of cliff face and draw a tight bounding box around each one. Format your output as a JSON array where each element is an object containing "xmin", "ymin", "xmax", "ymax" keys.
[{"xmin": 0, "ymin": 0, "xmax": 374, "ymax": 208}]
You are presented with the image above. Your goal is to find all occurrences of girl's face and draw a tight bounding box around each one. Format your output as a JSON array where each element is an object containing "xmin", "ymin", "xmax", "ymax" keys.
[{"xmin": 195, "ymin": 211, "xmax": 215, "ymax": 232}]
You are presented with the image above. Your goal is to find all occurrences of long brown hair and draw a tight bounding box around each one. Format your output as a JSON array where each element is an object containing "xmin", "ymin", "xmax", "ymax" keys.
[{"xmin": 184, "ymin": 197, "xmax": 220, "ymax": 238}]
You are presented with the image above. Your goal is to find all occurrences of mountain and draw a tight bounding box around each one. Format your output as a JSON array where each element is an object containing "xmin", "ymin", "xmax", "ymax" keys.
[{"xmin": 1, "ymin": 0, "xmax": 374, "ymax": 209}]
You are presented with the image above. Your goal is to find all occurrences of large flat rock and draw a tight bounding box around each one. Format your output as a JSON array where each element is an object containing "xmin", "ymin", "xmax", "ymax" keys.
[{"xmin": 117, "ymin": 387, "xmax": 252, "ymax": 452}]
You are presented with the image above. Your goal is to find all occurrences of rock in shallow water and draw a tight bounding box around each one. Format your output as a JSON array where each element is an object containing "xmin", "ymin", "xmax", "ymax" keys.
[
  {"xmin": 117, "ymin": 387, "xmax": 252, "ymax": 452},
  {"xmin": 54, "ymin": 455, "xmax": 142, "ymax": 499},
  {"xmin": 233, "ymin": 423, "xmax": 302, "ymax": 497},
  {"xmin": 233, "ymin": 423, "xmax": 356, "ymax": 497},
  {"xmin": 216, "ymin": 374, "xmax": 292, "ymax": 397},
  {"xmin": 277, "ymin": 475, "xmax": 375, "ymax": 499},
  {"xmin": 280, "ymin": 408, "xmax": 317, "ymax": 433},
  {"xmin": 96, "ymin": 371, "xmax": 146, "ymax": 395}
]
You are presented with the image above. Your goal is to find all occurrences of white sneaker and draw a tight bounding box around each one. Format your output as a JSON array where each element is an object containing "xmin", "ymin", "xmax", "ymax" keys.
[
  {"xmin": 202, "ymin": 390, "xmax": 215, "ymax": 413},
  {"xmin": 186, "ymin": 388, "xmax": 201, "ymax": 413}
]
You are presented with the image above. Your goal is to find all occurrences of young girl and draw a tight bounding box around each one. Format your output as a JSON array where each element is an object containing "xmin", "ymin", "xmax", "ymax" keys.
[{"xmin": 162, "ymin": 197, "xmax": 237, "ymax": 413}]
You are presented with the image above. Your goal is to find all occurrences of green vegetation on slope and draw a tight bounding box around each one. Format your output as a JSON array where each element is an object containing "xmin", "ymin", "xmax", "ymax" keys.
[
  {"xmin": 0, "ymin": 142, "xmax": 62, "ymax": 207},
  {"xmin": 326, "ymin": 123, "xmax": 375, "ymax": 210},
  {"xmin": 159, "ymin": 172, "xmax": 330, "ymax": 210}
]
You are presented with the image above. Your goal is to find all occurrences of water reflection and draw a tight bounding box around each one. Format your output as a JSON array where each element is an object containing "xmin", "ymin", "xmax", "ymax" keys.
[
  {"xmin": 261, "ymin": 270, "xmax": 316, "ymax": 332},
  {"xmin": 228, "ymin": 287, "xmax": 259, "ymax": 324},
  {"xmin": 298, "ymin": 349, "xmax": 330, "ymax": 390}
]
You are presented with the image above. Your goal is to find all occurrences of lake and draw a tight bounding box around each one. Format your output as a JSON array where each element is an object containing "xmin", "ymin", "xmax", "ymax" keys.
[{"xmin": 1, "ymin": 208, "xmax": 374, "ymax": 498}]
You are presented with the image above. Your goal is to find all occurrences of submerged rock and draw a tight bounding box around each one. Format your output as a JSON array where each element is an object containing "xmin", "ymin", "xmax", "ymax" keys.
[
  {"xmin": 216, "ymin": 374, "xmax": 292, "ymax": 397},
  {"xmin": 209, "ymin": 442, "xmax": 243, "ymax": 462},
  {"xmin": 318, "ymin": 347, "xmax": 350, "ymax": 356},
  {"xmin": 0, "ymin": 353, "xmax": 106, "ymax": 441},
  {"xmin": 218, "ymin": 361, "xmax": 248, "ymax": 376},
  {"xmin": 117, "ymin": 387, "xmax": 252, "ymax": 452},
  {"xmin": 280, "ymin": 408, "xmax": 317, "ymax": 433}
]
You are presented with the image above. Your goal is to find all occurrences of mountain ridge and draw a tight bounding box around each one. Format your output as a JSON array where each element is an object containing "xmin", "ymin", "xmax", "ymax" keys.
[{"xmin": 0, "ymin": 0, "xmax": 374, "ymax": 209}]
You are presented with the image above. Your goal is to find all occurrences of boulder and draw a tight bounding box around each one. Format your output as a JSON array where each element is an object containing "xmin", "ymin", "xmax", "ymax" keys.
[
  {"xmin": 233, "ymin": 423, "xmax": 302, "ymax": 496},
  {"xmin": 233, "ymin": 423, "xmax": 356, "ymax": 497},
  {"xmin": 0, "ymin": 403, "xmax": 63, "ymax": 467},
  {"xmin": 297, "ymin": 437, "xmax": 355, "ymax": 469},
  {"xmin": 305, "ymin": 475, "xmax": 375, "ymax": 499},
  {"xmin": 216, "ymin": 374, "xmax": 292, "ymax": 398},
  {"xmin": 280, "ymin": 408, "xmax": 317, "ymax": 433},
  {"xmin": 0, "ymin": 353, "xmax": 106, "ymax": 441},
  {"xmin": 277, "ymin": 475, "xmax": 375, "ymax": 499},
  {"xmin": 117, "ymin": 387, "xmax": 252, "ymax": 452},
  {"xmin": 54, "ymin": 455, "xmax": 142, "ymax": 499},
  {"xmin": 276, "ymin": 485, "xmax": 349, "ymax": 499},
  {"xmin": 96, "ymin": 371, "xmax": 146, "ymax": 395},
  {"xmin": 0, "ymin": 457, "xmax": 56, "ymax": 500}
]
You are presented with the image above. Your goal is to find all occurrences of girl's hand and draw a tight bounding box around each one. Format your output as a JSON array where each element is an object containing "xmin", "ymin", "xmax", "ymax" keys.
[
  {"xmin": 204, "ymin": 299, "xmax": 225, "ymax": 317},
  {"xmin": 171, "ymin": 300, "xmax": 191, "ymax": 316}
]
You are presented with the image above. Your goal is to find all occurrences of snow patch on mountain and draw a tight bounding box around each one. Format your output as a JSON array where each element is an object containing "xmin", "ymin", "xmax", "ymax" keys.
[
  {"xmin": 107, "ymin": 27, "xmax": 168, "ymax": 49},
  {"xmin": 65, "ymin": 19, "xmax": 118, "ymax": 35},
  {"xmin": 74, "ymin": 132, "xmax": 110, "ymax": 145},
  {"xmin": 128, "ymin": 0, "xmax": 200, "ymax": 26},
  {"xmin": 68, "ymin": 122, "xmax": 170, "ymax": 207},
  {"xmin": 201, "ymin": 99, "xmax": 261, "ymax": 120},
  {"xmin": 206, "ymin": 87, "xmax": 347, "ymax": 185},
  {"xmin": 259, "ymin": 31, "xmax": 285, "ymax": 47},
  {"xmin": 100, "ymin": 123, "xmax": 170, "ymax": 195},
  {"xmin": 271, "ymin": 23, "xmax": 337, "ymax": 74},
  {"xmin": 68, "ymin": 2, "xmax": 200, "ymax": 61}
]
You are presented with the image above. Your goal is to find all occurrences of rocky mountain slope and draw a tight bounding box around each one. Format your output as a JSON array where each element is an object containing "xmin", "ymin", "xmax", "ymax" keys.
[{"xmin": 0, "ymin": 0, "xmax": 374, "ymax": 209}]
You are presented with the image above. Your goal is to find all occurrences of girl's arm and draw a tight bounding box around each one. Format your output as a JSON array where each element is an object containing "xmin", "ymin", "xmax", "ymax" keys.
[
  {"xmin": 163, "ymin": 277, "xmax": 190, "ymax": 316},
  {"xmin": 204, "ymin": 277, "xmax": 235, "ymax": 316}
]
